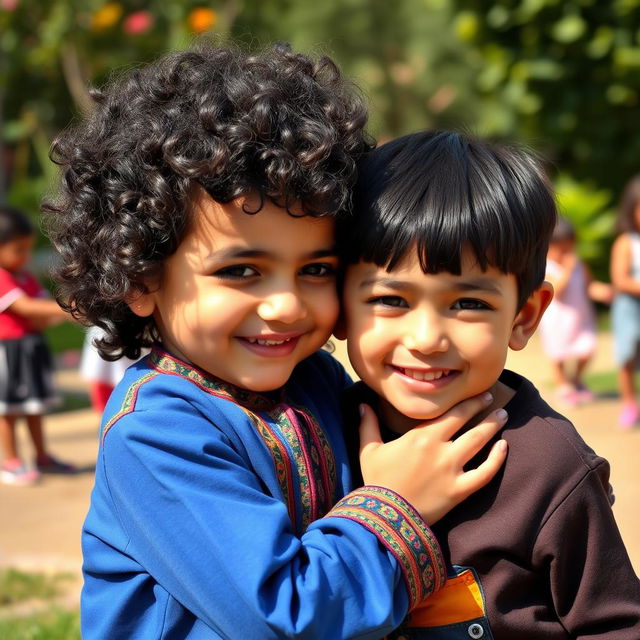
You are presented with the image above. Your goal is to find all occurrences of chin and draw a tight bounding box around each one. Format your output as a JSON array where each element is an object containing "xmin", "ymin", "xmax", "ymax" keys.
[{"xmin": 400, "ymin": 403, "xmax": 452, "ymax": 422}]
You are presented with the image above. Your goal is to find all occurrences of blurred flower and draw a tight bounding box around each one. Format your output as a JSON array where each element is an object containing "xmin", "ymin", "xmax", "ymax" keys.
[
  {"xmin": 188, "ymin": 7, "xmax": 217, "ymax": 33},
  {"xmin": 1, "ymin": 0, "xmax": 19, "ymax": 9},
  {"xmin": 123, "ymin": 10, "xmax": 154, "ymax": 35},
  {"xmin": 91, "ymin": 3, "xmax": 123, "ymax": 30}
]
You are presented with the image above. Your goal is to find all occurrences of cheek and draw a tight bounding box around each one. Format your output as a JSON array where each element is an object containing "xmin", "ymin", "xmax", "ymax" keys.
[{"xmin": 457, "ymin": 323, "xmax": 510, "ymax": 369}]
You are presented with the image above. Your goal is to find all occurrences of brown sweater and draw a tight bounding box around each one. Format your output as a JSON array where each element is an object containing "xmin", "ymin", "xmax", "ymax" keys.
[{"xmin": 345, "ymin": 370, "xmax": 640, "ymax": 639}]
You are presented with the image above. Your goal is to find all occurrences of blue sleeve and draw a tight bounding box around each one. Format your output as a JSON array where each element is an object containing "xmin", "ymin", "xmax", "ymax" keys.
[{"xmin": 98, "ymin": 397, "xmax": 443, "ymax": 639}]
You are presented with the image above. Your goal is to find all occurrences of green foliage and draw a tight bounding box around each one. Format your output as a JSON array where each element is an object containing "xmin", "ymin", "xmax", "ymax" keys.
[
  {"xmin": 1, "ymin": 0, "xmax": 633, "ymax": 277},
  {"xmin": 453, "ymin": 0, "xmax": 640, "ymax": 197},
  {"xmin": 44, "ymin": 320, "xmax": 85, "ymax": 355},
  {"xmin": 232, "ymin": 0, "xmax": 480, "ymax": 139},
  {"xmin": 554, "ymin": 174, "xmax": 616, "ymax": 281}
]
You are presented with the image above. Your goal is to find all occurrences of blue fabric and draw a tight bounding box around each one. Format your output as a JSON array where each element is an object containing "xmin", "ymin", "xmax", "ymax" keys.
[
  {"xmin": 81, "ymin": 349, "xmax": 412, "ymax": 639},
  {"xmin": 612, "ymin": 292, "xmax": 640, "ymax": 365}
]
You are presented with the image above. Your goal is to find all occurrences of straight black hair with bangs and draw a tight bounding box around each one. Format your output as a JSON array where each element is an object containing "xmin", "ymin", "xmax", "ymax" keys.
[{"xmin": 340, "ymin": 130, "xmax": 558, "ymax": 310}]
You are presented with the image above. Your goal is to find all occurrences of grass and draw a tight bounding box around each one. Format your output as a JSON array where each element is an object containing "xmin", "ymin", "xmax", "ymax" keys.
[
  {"xmin": 0, "ymin": 569, "xmax": 80, "ymax": 640},
  {"xmin": 0, "ymin": 609, "xmax": 80, "ymax": 640},
  {"xmin": 0, "ymin": 569, "xmax": 73, "ymax": 605}
]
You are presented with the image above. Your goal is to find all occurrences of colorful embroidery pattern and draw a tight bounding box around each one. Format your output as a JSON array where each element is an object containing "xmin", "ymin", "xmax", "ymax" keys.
[
  {"xmin": 245, "ymin": 404, "xmax": 338, "ymax": 534},
  {"xmin": 328, "ymin": 486, "xmax": 445, "ymax": 610},
  {"xmin": 146, "ymin": 347, "xmax": 338, "ymax": 534},
  {"xmin": 101, "ymin": 372, "xmax": 159, "ymax": 444},
  {"xmin": 149, "ymin": 347, "xmax": 278, "ymax": 411},
  {"xmin": 244, "ymin": 410, "xmax": 296, "ymax": 528}
]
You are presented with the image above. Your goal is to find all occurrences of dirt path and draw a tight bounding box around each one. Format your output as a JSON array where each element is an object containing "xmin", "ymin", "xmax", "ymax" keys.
[{"xmin": 1, "ymin": 332, "xmax": 638, "ymax": 606}]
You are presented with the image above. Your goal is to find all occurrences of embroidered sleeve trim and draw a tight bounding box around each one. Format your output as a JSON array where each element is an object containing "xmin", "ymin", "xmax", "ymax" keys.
[
  {"xmin": 326, "ymin": 485, "xmax": 445, "ymax": 610},
  {"xmin": 101, "ymin": 372, "xmax": 159, "ymax": 444}
]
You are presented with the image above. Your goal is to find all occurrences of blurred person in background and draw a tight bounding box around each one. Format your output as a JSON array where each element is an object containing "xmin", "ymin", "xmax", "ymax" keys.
[
  {"xmin": 610, "ymin": 175, "xmax": 640, "ymax": 428},
  {"xmin": 79, "ymin": 326, "xmax": 144, "ymax": 414},
  {"xmin": 539, "ymin": 217, "xmax": 612, "ymax": 407},
  {"xmin": 0, "ymin": 204, "xmax": 76, "ymax": 485}
]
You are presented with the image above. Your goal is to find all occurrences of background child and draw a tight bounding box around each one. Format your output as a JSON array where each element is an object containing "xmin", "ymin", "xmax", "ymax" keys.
[
  {"xmin": 610, "ymin": 174, "xmax": 640, "ymax": 428},
  {"xmin": 44, "ymin": 44, "xmax": 508, "ymax": 639},
  {"xmin": 79, "ymin": 326, "xmax": 144, "ymax": 413},
  {"xmin": 538, "ymin": 216, "xmax": 612, "ymax": 406},
  {"xmin": 338, "ymin": 130, "xmax": 640, "ymax": 638},
  {"xmin": 0, "ymin": 204, "xmax": 76, "ymax": 485}
]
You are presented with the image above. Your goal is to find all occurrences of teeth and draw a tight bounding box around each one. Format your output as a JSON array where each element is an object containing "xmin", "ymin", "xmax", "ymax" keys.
[
  {"xmin": 247, "ymin": 338, "xmax": 292, "ymax": 346},
  {"xmin": 402, "ymin": 368, "xmax": 449, "ymax": 381}
]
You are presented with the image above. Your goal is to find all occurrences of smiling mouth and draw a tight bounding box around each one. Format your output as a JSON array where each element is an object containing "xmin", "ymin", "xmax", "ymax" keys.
[
  {"xmin": 245, "ymin": 337, "xmax": 295, "ymax": 346},
  {"xmin": 395, "ymin": 367, "xmax": 453, "ymax": 381}
]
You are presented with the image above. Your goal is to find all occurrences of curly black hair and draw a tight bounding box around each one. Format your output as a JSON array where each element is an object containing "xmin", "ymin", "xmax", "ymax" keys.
[{"xmin": 44, "ymin": 41, "xmax": 373, "ymax": 360}]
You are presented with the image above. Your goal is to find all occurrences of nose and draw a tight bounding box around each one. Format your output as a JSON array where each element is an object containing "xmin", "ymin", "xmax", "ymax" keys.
[
  {"xmin": 257, "ymin": 290, "xmax": 307, "ymax": 324},
  {"xmin": 402, "ymin": 311, "xmax": 449, "ymax": 354}
]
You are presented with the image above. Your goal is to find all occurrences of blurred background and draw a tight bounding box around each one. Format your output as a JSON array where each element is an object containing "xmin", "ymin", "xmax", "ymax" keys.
[
  {"xmin": 4, "ymin": 0, "xmax": 640, "ymax": 285},
  {"xmin": 1, "ymin": 1, "xmax": 639, "ymax": 637}
]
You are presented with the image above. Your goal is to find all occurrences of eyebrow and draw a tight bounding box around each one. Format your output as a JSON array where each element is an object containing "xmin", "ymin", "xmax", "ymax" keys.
[
  {"xmin": 209, "ymin": 246, "xmax": 338, "ymax": 261},
  {"xmin": 359, "ymin": 276, "xmax": 504, "ymax": 295}
]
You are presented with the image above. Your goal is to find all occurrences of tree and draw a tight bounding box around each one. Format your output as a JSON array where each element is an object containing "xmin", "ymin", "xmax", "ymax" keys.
[{"xmin": 453, "ymin": 0, "xmax": 640, "ymax": 196}]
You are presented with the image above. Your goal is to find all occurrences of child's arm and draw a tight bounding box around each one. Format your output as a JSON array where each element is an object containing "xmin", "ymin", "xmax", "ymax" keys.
[
  {"xmin": 7, "ymin": 295, "xmax": 69, "ymax": 327},
  {"xmin": 358, "ymin": 396, "xmax": 508, "ymax": 524},
  {"xmin": 534, "ymin": 458, "xmax": 640, "ymax": 636},
  {"xmin": 611, "ymin": 233, "xmax": 640, "ymax": 295},
  {"xmin": 93, "ymin": 388, "xmax": 504, "ymax": 639},
  {"xmin": 582, "ymin": 262, "xmax": 613, "ymax": 304},
  {"xmin": 96, "ymin": 403, "xmax": 436, "ymax": 638}
]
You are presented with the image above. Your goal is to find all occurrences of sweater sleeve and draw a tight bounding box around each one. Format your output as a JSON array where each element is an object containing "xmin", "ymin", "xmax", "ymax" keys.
[
  {"xmin": 533, "ymin": 459, "xmax": 640, "ymax": 638},
  {"xmin": 94, "ymin": 396, "xmax": 443, "ymax": 639}
]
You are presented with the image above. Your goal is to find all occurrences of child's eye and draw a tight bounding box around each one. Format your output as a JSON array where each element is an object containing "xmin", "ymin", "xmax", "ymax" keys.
[
  {"xmin": 214, "ymin": 265, "xmax": 259, "ymax": 279},
  {"xmin": 452, "ymin": 298, "xmax": 491, "ymax": 310},
  {"xmin": 300, "ymin": 263, "xmax": 336, "ymax": 278},
  {"xmin": 369, "ymin": 295, "xmax": 408, "ymax": 308}
]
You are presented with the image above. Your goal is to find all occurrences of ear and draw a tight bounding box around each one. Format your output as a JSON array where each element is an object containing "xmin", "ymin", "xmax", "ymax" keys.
[
  {"xmin": 333, "ymin": 308, "xmax": 347, "ymax": 341},
  {"xmin": 126, "ymin": 288, "xmax": 156, "ymax": 318},
  {"xmin": 509, "ymin": 281, "xmax": 553, "ymax": 351}
]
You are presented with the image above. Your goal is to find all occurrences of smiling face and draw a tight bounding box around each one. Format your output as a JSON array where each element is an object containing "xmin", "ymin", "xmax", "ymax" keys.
[
  {"xmin": 131, "ymin": 192, "xmax": 339, "ymax": 392},
  {"xmin": 341, "ymin": 246, "xmax": 550, "ymax": 432}
]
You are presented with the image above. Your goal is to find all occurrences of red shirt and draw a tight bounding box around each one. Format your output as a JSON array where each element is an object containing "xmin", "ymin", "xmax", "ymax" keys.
[{"xmin": 0, "ymin": 267, "xmax": 45, "ymax": 339}]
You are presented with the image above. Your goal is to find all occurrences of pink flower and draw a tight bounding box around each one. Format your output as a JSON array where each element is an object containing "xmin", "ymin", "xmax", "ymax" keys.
[
  {"xmin": 123, "ymin": 10, "xmax": 154, "ymax": 35},
  {"xmin": 1, "ymin": 0, "xmax": 19, "ymax": 10}
]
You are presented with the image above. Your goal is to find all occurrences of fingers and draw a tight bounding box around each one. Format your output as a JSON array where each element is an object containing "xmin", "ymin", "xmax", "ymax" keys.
[
  {"xmin": 358, "ymin": 404, "xmax": 382, "ymax": 457},
  {"xmin": 453, "ymin": 408, "xmax": 508, "ymax": 460},
  {"xmin": 455, "ymin": 439, "xmax": 508, "ymax": 500},
  {"xmin": 422, "ymin": 391, "xmax": 495, "ymax": 440}
]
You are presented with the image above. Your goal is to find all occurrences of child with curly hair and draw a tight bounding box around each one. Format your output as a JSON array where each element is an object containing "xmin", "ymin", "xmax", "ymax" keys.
[{"xmin": 44, "ymin": 43, "xmax": 508, "ymax": 639}]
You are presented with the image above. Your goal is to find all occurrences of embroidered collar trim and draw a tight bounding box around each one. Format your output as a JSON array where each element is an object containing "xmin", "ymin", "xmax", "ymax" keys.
[{"xmin": 149, "ymin": 345, "xmax": 282, "ymax": 411}]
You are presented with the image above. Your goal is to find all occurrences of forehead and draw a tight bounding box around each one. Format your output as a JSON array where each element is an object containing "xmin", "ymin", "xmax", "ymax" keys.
[
  {"xmin": 187, "ymin": 192, "xmax": 336, "ymax": 252},
  {"xmin": 347, "ymin": 245, "xmax": 515, "ymax": 291}
]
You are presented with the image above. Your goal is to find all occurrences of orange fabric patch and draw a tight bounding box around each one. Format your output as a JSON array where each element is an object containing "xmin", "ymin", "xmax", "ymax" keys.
[{"xmin": 408, "ymin": 568, "xmax": 485, "ymax": 627}]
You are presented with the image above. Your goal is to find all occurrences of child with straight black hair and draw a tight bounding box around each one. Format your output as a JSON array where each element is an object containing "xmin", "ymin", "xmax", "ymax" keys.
[
  {"xmin": 44, "ymin": 45, "xmax": 509, "ymax": 639},
  {"xmin": 338, "ymin": 130, "xmax": 640, "ymax": 638},
  {"xmin": 0, "ymin": 204, "xmax": 75, "ymax": 485}
]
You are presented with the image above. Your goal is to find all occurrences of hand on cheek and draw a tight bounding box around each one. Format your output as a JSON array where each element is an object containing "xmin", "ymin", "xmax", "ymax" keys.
[{"xmin": 358, "ymin": 393, "xmax": 509, "ymax": 525}]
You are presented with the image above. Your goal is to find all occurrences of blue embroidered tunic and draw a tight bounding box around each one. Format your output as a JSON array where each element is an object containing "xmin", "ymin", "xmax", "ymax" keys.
[{"xmin": 81, "ymin": 347, "xmax": 445, "ymax": 639}]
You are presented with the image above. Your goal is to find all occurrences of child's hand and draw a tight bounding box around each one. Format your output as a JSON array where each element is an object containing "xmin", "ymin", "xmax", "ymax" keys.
[{"xmin": 358, "ymin": 394, "xmax": 508, "ymax": 525}]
